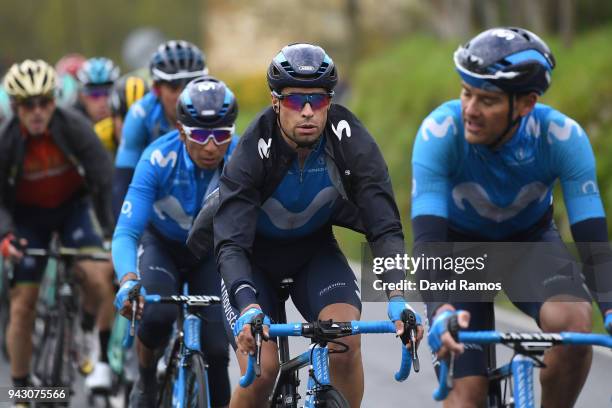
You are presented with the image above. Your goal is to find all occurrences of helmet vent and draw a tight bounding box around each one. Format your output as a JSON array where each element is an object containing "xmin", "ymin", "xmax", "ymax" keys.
[
  {"xmin": 280, "ymin": 61, "xmax": 295, "ymax": 75},
  {"xmin": 316, "ymin": 62, "xmax": 329, "ymax": 75}
]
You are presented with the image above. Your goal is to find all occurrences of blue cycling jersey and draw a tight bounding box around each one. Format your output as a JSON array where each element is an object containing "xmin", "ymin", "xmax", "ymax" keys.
[
  {"xmin": 256, "ymin": 136, "xmax": 339, "ymax": 239},
  {"xmin": 411, "ymin": 100, "xmax": 604, "ymax": 239},
  {"xmin": 112, "ymin": 130, "xmax": 238, "ymax": 280},
  {"xmin": 115, "ymin": 91, "xmax": 172, "ymax": 169}
]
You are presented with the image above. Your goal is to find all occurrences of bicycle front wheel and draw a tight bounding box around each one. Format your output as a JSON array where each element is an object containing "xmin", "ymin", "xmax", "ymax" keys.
[{"xmin": 185, "ymin": 353, "xmax": 209, "ymax": 408}]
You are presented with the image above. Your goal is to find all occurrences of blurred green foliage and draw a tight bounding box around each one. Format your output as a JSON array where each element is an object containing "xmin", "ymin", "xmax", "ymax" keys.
[{"xmin": 0, "ymin": 0, "xmax": 201, "ymax": 67}]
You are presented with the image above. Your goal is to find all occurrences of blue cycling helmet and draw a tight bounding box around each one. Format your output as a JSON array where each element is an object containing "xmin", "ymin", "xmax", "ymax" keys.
[
  {"xmin": 267, "ymin": 43, "xmax": 338, "ymax": 92},
  {"xmin": 150, "ymin": 40, "xmax": 208, "ymax": 83},
  {"xmin": 77, "ymin": 57, "xmax": 120, "ymax": 87},
  {"xmin": 176, "ymin": 76, "xmax": 238, "ymax": 128},
  {"xmin": 454, "ymin": 27, "xmax": 555, "ymax": 95}
]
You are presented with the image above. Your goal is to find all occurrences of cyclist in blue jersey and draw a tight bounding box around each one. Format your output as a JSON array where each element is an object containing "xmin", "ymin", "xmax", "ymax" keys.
[
  {"xmin": 75, "ymin": 57, "xmax": 121, "ymax": 123},
  {"xmin": 188, "ymin": 43, "xmax": 423, "ymax": 408},
  {"xmin": 413, "ymin": 27, "xmax": 612, "ymax": 407},
  {"xmin": 113, "ymin": 40, "xmax": 208, "ymax": 219},
  {"xmin": 113, "ymin": 76, "xmax": 237, "ymax": 408}
]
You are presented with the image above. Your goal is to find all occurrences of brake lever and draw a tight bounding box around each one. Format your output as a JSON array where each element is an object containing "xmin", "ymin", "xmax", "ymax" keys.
[
  {"xmin": 128, "ymin": 283, "xmax": 142, "ymax": 336},
  {"xmin": 400, "ymin": 309, "xmax": 420, "ymax": 373},
  {"xmin": 251, "ymin": 316, "xmax": 264, "ymax": 377}
]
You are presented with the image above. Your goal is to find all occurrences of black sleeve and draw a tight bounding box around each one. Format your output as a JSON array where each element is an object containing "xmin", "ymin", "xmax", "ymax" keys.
[
  {"xmin": 571, "ymin": 217, "xmax": 612, "ymax": 314},
  {"xmin": 412, "ymin": 215, "xmax": 452, "ymax": 319},
  {"xmin": 333, "ymin": 106, "xmax": 406, "ymax": 292},
  {"xmin": 213, "ymin": 125, "xmax": 266, "ymax": 312},
  {"xmin": 187, "ymin": 187, "xmax": 219, "ymax": 258},
  {"xmin": 0, "ymin": 121, "xmax": 15, "ymax": 238},
  {"xmin": 63, "ymin": 109, "xmax": 114, "ymax": 237}
]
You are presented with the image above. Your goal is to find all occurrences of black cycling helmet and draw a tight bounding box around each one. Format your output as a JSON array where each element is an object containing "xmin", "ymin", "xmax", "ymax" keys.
[
  {"xmin": 149, "ymin": 40, "xmax": 208, "ymax": 83},
  {"xmin": 267, "ymin": 43, "xmax": 338, "ymax": 92},
  {"xmin": 454, "ymin": 27, "xmax": 555, "ymax": 95},
  {"xmin": 176, "ymin": 76, "xmax": 238, "ymax": 128}
]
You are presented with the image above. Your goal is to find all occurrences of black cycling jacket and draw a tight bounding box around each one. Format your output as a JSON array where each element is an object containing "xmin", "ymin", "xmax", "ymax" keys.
[
  {"xmin": 0, "ymin": 106, "xmax": 114, "ymax": 239},
  {"xmin": 188, "ymin": 105, "xmax": 406, "ymax": 310}
]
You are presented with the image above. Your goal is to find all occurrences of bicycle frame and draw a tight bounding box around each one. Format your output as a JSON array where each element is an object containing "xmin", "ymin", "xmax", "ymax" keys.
[
  {"xmin": 433, "ymin": 331, "xmax": 612, "ymax": 407},
  {"xmin": 171, "ymin": 302, "xmax": 211, "ymax": 408},
  {"xmin": 124, "ymin": 289, "xmax": 221, "ymax": 408}
]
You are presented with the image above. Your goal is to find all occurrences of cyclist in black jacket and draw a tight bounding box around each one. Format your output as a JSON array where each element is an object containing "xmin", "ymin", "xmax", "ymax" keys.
[
  {"xmin": 188, "ymin": 43, "xmax": 423, "ymax": 407},
  {"xmin": 0, "ymin": 59, "xmax": 116, "ymax": 397}
]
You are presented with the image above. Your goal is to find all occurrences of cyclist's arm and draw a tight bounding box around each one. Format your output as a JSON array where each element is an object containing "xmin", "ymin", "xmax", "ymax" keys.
[
  {"xmin": 332, "ymin": 107, "xmax": 406, "ymax": 295},
  {"xmin": 112, "ymin": 150, "xmax": 159, "ymax": 283},
  {"xmin": 113, "ymin": 101, "xmax": 149, "ymax": 221},
  {"xmin": 62, "ymin": 108, "xmax": 114, "ymax": 237},
  {"xmin": 553, "ymin": 117, "xmax": 612, "ymax": 315},
  {"xmin": 411, "ymin": 110, "xmax": 456, "ymax": 317},
  {"xmin": 0, "ymin": 135, "xmax": 15, "ymax": 239},
  {"xmin": 213, "ymin": 134, "xmax": 263, "ymax": 313}
]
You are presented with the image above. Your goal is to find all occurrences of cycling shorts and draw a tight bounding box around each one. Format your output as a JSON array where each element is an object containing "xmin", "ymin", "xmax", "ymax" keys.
[
  {"xmin": 427, "ymin": 222, "xmax": 591, "ymax": 378},
  {"xmin": 222, "ymin": 226, "xmax": 362, "ymax": 350},
  {"xmin": 11, "ymin": 197, "xmax": 104, "ymax": 286}
]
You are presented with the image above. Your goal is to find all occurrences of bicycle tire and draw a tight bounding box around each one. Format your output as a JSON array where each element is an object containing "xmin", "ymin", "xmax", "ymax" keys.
[
  {"xmin": 158, "ymin": 341, "xmax": 181, "ymax": 408},
  {"xmin": 0, "ymin": 298, "xmax": 9, "ymax": 361},
  {"xmin": 185, "ymin": 353, "xmax": 209, "ymax": 408},
  {"xmin": 317, "ymin": 387, "xmax": 349, "ymax": 408},
  {"xmin": 0, "ymin": 260, "xmax": 11, "ymax": 361},
  {"xmin": 50, "ymin": 311, "xmax": 66, "ymax": 386}
]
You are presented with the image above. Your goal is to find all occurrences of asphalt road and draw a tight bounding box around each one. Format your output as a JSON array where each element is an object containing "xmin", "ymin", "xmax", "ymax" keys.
[{"xmin": 2, "ymin": 279, "xmax": 611, "ymax": 407}]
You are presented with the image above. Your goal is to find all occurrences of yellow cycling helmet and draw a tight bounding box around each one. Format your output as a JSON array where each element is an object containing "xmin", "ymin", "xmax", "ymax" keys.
[
  {"xmin": 3, "ymin": 59, "xmax": 56, "ymax": 99},
  {"xmin": 110, "ymin": 75, "xmax": 149, "ymax": 118}
]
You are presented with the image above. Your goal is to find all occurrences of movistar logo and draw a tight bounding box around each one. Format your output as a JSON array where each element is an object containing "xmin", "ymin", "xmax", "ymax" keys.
[
  {"xmin": 452, "ymin": 182, "xmax": 549, "ymax": 223},
  {"xmin": 547, "ymin": 117, "xmax": 581, "ymax": 143},
  {"xmin": 258, "ymin": 138, "xmax": 271, "ymax": 159},
  {"xmin": 332, "ymin": 120, "xmax": 351, "ymax": 141},
  {"xmin": 421, "ymin": 116, "xmax": 455, "ymax": 141},
  {"xmin": 150, "ymin": 149, "xmax": 177, "ymax": 168}
]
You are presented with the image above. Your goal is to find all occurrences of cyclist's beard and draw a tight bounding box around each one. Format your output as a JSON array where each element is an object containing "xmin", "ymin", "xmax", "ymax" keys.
[{"xmin": 276, "ymin": 114, "xmax": 322, "ymax": 149}]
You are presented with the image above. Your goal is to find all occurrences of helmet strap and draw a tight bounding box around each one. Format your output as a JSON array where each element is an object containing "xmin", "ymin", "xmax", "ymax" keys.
[{"xmin": 489, "ymin": 93, "xmax": 521, "ymax": 150}]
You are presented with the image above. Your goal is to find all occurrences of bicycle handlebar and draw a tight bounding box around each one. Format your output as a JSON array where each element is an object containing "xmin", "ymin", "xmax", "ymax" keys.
[
  {"xmin": 24, "ymin": 247, "xmax": 110, "ymax": 261},
  {"xmin": 432, "ymin": 330, "xmax": 612, "ymax": 401},
  {"xmin": 121, "ymin": 286, "xmax": 221, "ymax": 348},
  {"xmin": 239, "ymin": 315, "xmax": 420, "ymax": 388}
]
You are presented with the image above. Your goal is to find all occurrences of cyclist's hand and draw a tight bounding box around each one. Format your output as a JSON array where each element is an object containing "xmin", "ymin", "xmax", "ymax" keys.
[
  {"xmin": 387, "ymin": 295, "xmax": 424, "ymax": 348},
  {"xmin": 234, "ymin": 305, "xmax": 269, "ymax": 356},
  {"xmin": 428, "ymin": 308, "xmax": 470, "ymax": 360},
  {"xmin": 605, "ymin": 312, "xmax": 612, "ymax": 335},
  {"xmin": 114, "ymin": 279, "xmax": 146, "ymax": 319},
  {"xmin": 0, "ymin": 234, "xmax": 27, "ymax": 262}
]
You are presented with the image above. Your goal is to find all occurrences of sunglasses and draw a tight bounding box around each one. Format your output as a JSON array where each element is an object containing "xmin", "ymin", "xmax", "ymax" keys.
[
  {"xmin": 18, "ymin": 95, "xmax": 54, "ymax": 110},
  {"xmin": 182, "ymin": 125, "xmax": 234, "ymax": 145},
  {"xmin": 273, "ymin": 91, "xmax": 333, "ymax": 111},
  {"xmin": 158, "ymin": 79, "xmax": 189, "ymax": 91},
  {"xmin": 83, "ymin": 87, "xmax": 111, "ymax": 99}
]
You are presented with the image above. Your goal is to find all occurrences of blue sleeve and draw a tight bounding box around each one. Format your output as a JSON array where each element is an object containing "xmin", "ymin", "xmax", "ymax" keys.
[
  {"xmin": 549, "ymin": 114, "xmax": 605, "ymax": 224},
  {"xmin": 411, "ymin": 109, "xmax": 458, "ymax": 219},
  {"xmin": 112, "ymin": 152, "xmax": 158, "ymax": 281},
  {"xmin": 115, "ymin": 101, "xmax": 149, "ymax": 169}
]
